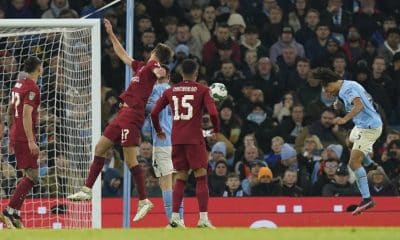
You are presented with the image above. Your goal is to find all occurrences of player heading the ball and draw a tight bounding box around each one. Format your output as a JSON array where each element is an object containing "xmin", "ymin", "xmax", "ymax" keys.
[{"xmin": 67, "ymin": 19, "xmax": 173, "ymax": 223}]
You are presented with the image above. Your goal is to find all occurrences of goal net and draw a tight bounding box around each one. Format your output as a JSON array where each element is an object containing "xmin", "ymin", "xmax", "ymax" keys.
[{"xmin": 0, "ymin": 20, "xmax": 101, "ymax": 229}]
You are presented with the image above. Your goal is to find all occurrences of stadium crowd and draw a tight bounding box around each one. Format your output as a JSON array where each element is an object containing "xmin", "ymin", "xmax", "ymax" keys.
[{"xmin": 0, "ymin": 0, "xmax": 400, "ymax": 199}]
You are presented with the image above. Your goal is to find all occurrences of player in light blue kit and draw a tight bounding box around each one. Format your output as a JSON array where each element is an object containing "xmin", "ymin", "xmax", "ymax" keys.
[
  {"xmin": 144, "ymin": 66, "xmax": 184, "ymax": 226},
  {"xmin": 312, "ymin": 68, "xmax": 383, "ymax": 215}
]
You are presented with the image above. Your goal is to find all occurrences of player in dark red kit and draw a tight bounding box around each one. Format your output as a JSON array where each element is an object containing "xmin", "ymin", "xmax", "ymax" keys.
[
  {"xmin": 0, "ymin": 56, "xmax": 42, "ymax": 229},
  {"xmin": 151, "ymin": 59, "xmax": 219, "ymax": 228},
  {"xmin": 67, "ymin": 19, "xmax": 173, "ymax": 222}
]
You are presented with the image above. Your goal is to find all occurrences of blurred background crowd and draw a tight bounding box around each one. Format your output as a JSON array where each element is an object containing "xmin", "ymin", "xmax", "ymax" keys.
[{"xmin": 0, "ymin": 0, "xmax": 400, "ymax": 199}]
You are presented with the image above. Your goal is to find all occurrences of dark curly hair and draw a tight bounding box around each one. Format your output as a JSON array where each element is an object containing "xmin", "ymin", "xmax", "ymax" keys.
[{"xmin": 311, "ymin": 67, "xmax": 341, "ymax": 87}]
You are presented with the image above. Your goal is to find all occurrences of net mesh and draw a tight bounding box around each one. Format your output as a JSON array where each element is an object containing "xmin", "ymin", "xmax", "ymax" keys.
[{"xmin": 0, "ymin": 26, "xmax": 94, "ymax": 229}]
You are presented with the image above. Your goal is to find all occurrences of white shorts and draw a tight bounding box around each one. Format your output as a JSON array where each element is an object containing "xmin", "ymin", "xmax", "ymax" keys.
[
  {"xmin": 152, "ymin": 146, "xmax": 174, "ymax": 177},
  {"xmin": 349, "ymin": 126, "xmax": 382, "ymax": 155}
]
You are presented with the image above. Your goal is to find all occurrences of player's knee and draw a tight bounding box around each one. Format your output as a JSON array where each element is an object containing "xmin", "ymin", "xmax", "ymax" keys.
[
  {"xmin": 193, "ymin": 168, "xmax": 207, "ymax": 178},
  {"xmin": 349, "ymin": 151, "xmax": 364, "ymax": 170},
  {"xmin": 175, "ymin": 171, "xmax": 189, "ymax": 182},
  {"xmin": 25, "ymin": 168, "xmax": 39, "ymax": 184}
]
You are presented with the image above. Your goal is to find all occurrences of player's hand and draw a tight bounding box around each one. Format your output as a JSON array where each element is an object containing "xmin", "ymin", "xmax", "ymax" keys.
[
  {"xmin": 157, "ymin": 132, "xmax": 166, "ymax": 140},
  {"xmin": 104, "ymin": 19, "xmax": 114, "ymax": 35},
  {"xmin": 333, "ymin": 117, "xmax": 347, "ymax": 125},
  {"xmin": 28, "ymin": 140, "xmax": 39, "ymax": 156},
  {"xmin": 153, "ymin": 67, "xmax": 167, "ymax": 79},
  {"xmin": 333, "ymin": 99, "xmax": 341, "ymax": 110},
  {"xmin": 210, "ymin": 133, "xmax": 217, "ymax": 141}
]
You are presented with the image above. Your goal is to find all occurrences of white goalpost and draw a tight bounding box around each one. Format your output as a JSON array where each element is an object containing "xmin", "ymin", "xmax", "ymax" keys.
[{"xmin": 0, "ymin": 19, "xmax": 101, "ymax": 229}]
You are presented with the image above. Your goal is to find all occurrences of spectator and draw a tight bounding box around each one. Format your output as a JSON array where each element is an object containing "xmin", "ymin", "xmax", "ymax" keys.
[
  {"xmin": 211, "ymin": 60, "xmax": 245, "ymax": 100},
  {"xmin": 165, "ymin": 23, "xmax": 202, "ymax": 60},
  {"xmin": 322, "ymin": 164, "xmax": 359, "ymax": 196},
  {"xmin": 251, "ymin": 57, "xmax": 283, "ymax": 106},
  {"xmin": 240, "ymin": 26, "xmax": 269, "ymax": 61},
  {"xmin": 103, "ymin": 37, "xmax": 125, "ymax": 93},
  {"xmin": 341, "ymin": 26, "xmax": 365, "ymax": 65},
  {"xmin": 138, "ymin": 141, "xmax": 153, "ymax": 164},
  {"xmin": 33, "ymin": 0, "xmax": 50, "ymax": 18},
  {"xmin": 280, "ymin": 169, "xmax": 304, "ymax": 196},
  {"xmin": 143, "ymin": 175, "xmax": 162, "ymax": 197},
  {"xmin": 234, "ymin": 133, "xmax": 260, "ymax": 164},
  {"xmin": 134, "ymin": 14, "xmax": 153, "ymax": 42},
  {"xmin": 234, "ymin": 144, "xmax": 262, "ymax": 180},
  {"xmin": 355, "ymin": 38, "xmax": 379, "ymax": 68},
  {"xmin": 269, "ymin": 25, "xmax": 305, "ymax": 63},
  {"xmin": 332, "ymin": 53, "xmax": 352, "ymax": 79},
  {"xmin": 264, "ymin": 136, "xmax": 284, "ymax": 168},
  {"xmin": 241, "ymin": 49, "xmax": 258, "ymax": 79},
  {"xmin": 241, "ymin": 160, "xmax": 266, "ymax": 195},
  {"xmin": 320, "ymin": 0, "xmax": 352, "ymax": 40},
  {"xmin": 305, "ymin": 22, "xmax": 331, "ymax": 66},
  {"xmin": 276, "ymin": 46, "xmax": 299, "ymax": 87},
  {"xmin": 287, "ymin": 0, "xmax": 309, "ymax": 32},
  {"xmin": 102, "ymin": 147, "xmax": 124, "ymax": 175},
  {"xmin": 41, "ymin": 0, "xmax": 70, "ymax": 18},
  {"xmin": 317, "ymin": 36, "xmax": 345, "ymax": 68},
  {"xmin": 298, "ymin": 135, "xmax": 324, "ymax": 177},
  {"xmin": 272, "ymin": 92, "xmax": 295, "ymax": 123},
  {"xmin": 297, "ymin": 70, "xmax": 322, "ymax": 109},
  {"xmin": 371, "ymin": 15, "xmax": 397, "ymax": 46},
  {"xmin": 219, "ymin": 100, "xmax": 241, "ymax": 145},
  {"xmin": 227, "ymin": 13, "xmax": 246, "ymax": 41},
  {"xmin": 102, "ymin": 168, "xmax": 123, "ymax": 197},
  {"xmin": 312, "ymin": 157, "xmax": 339, "ymax": 195},
  {"xmin": 6, "ymin": 0, "xmax": 34, "ymax": 18},
  {"xmin": 368, "ymin": 168, "xmax": 398, "ymax": 196},
  {"xmin": 223, "ymin": 173, "xmax": 246, "ymax": 197},
  {"xmin": 378, "ymin": 129, "xmax": 400, "ymax": 156},
  {"xmin": 160, "ymin": 16, "xmax": 178, "ymax": 42},
  {"xmin": 380, "ymin": 139, "xmax": 400, "ymax": 180},
  {"xmin": 251, "ymin": 166, "xmax": 282, "ymax": 196},
  {"xmin": 353, "ymin": 0, "xmax": 384, "ymax": 39},
  {"xmin": 58, "ymin": 8, "xmax": 79, "ymax": 18},
  {"xmin": 285, "ymin": 57, "xmax": 310, "ymax": 93},
  {"xmin": 277, "ymin": 103, "xmax": 308, "ymax": 144},
  {"xmin": 189, "ymin": 4, "xmax": 203, "ymax": 25},
  {"xmin": 144, "ymin": 0, "xmax": 186, "ymax": 34},
  {"xmin": 209, "ymin": 141, "xmax": 227, "ymax": 170},
  {"xmin": 378, "ymin": 28, "xmax": 400, "ymax": 66},
  {"xmin": 261, "ymin": 6, "xmax": 285, "ymax": 47},
  {"xmin": 255, "ymin": 0, "xmax": 279, "ymax": 28},
  {"xmin": 295, "ymin": 8, "xmax": 320, "ymax": 45},
  {"xmin": 191, "ymin": 5, "xmax": 217, "ymax": 46},
  {"xmin": 203, "ymin": 23, "xmax": 241, "ymax": 70},
  {"xmin": 134, "ymin": 28, "xmax": 157, "ymax": 61},
  {"xmin": 81, "ymin": 0, "xmax": 107, "ymax": 19},
  {"xmin": 208, "ymin": 160, "xmax": 229, "ymax": 196},
  {"xmin": 295, "ymin": 109, "xmax": 347, "ymax": 152}
]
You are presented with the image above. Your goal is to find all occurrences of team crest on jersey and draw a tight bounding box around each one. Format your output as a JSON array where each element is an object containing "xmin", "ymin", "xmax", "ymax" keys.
[
  {"xmin": 28, "ymin": 91, "xmax": 35, "ymax": 100},
  {"xmin": 131, "ymin": 76, "xmax": 139, "ymax": 83}
]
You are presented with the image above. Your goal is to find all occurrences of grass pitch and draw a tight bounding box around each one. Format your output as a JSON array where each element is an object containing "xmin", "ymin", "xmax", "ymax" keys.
[{"xmin": 1, "ymin": 228, "xmax": 400, "ymax": 240}]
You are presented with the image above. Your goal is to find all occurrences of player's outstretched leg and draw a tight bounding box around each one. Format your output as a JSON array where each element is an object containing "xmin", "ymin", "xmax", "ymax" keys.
[
  {"xmin": 350, "ymin": 150, "xmax": 374, "ymax": 215},
  {"xmin": 123, "ymin": 146, "xmax": 153, "ymax": 222},
  {"xmin": 194, "ymin": 168, "xmax": 215, "ymax": 229},
  {"xmin": 67, "ymin": 136, "xmax": 113, "ymax": 201},
  {"xmin": 0, "ymin": 168, "xmax": 38, "ymax": 229}
]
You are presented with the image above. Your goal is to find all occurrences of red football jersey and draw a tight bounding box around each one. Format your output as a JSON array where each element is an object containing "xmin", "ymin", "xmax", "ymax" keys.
[
  {"xmin": 119, "ymin": 60, "xmax": 161, "ymax": 110},
  {"xmin": 151, "ymin": 80, "xmax": 219, "ymax": 145},
  {"xmin": 10, "ymin": 78, "xmax": 40, "ymax": 142}
]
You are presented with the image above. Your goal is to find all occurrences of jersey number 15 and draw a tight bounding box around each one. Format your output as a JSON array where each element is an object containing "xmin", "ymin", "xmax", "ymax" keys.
[{"xmin": 172, "ymin": 95, "xmax": 194, "ymax": 120}]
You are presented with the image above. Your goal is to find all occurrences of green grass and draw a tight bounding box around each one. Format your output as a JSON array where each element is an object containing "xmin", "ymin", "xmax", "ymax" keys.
[{"xmin": 1, "ymin": 228, "xmax": 400, "ymax": 240}]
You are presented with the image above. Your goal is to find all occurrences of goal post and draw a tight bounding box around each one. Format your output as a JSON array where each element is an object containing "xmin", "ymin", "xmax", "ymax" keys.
[{"xmin": 0, "ymin": 19, "xmax": 101, "ymax": 229}]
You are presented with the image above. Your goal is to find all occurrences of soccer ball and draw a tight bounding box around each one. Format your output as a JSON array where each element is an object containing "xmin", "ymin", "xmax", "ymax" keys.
[{"xmin": 210, "ymin": 82, "xmax": 228, "ymax": 102}]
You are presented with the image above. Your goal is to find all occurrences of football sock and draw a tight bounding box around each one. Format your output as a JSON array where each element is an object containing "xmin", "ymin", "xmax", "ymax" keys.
[
  {"xmin": 162, "ymin": 190, "xmax": 172, "ymax": 221},
  {"xmin": 85, "ymin": 156, "xmax": 105, "ymax": 188},
  {"xmin": 362, "ymin": 155, "xmax": 374, "ymax": 167},
  {"xmin": 172, "ymin": 179, "xmax": 185, "ymax": 212},
  {"xmin": 195, "ymin": 175, "xmax": 209, "ymax": 212},
  {"xmin": 200, "ymin": 212, "xmax": 208, "ymax": 221},
  {"xmin": 179, "ymin": 200, "xmax": 184, "ymax": 220},
  {"xmin": 355, "ymin": 167, "xmax": 371, "ymax": 199},
  {"xmin": 130, "ymin": 165, "xmax": 146, "ymax": 200},
  {"xmin": 8, "ymin": 177, "xmax": 34, "ymax": 210}
]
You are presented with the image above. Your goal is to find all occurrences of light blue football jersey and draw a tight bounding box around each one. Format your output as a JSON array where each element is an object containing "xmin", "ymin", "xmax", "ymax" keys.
[
  {"xmin": 145, "ymin": 83, "xmax": 172, "ymax": 147},
  {"xmin": 338, "ymin": 80, "xmax": 382, "ymax": 129}
]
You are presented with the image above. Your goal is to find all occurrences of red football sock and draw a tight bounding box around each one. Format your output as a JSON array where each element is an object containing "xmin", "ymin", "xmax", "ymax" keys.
[
  {"xmin": 85, "ymin": 156, "xmax": 105, "ymax": 188},
  {"xmin": 8, "ymin": 177, "xmax": 34, "ymax": 210},
  {"xmin": 172, "ymin": 179, "xmax": 186, "ymax": 213},
  {"xmin": 130, "ymin": 165, "xmax": 146, "ymax": 200},
  {"xmin": 196, "ymin": 176, "xmax": 209, "ymax": 212}
]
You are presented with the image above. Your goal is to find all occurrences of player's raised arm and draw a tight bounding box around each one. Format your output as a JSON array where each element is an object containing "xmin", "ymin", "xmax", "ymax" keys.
[
  {"xmin": 104, "ymin": 18, "xmax": 133, "ymax": 66},
  {"xmin": 150, "ymin": 92, "xmax": 170, "ymax": 138},
  {"xmin": 23, "ymin": 104, "xmax": 39, "ymax": 156},
  {"xmin": 203, "ymin": 89, "xmax": 220, "ymax": 133}
]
